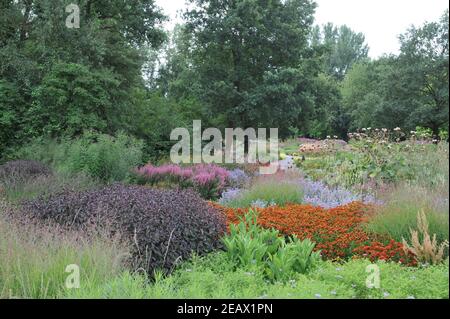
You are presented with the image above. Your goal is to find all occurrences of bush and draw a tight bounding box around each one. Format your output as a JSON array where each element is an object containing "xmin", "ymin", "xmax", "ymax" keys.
[
  {"xmin": 134, "ymin": 164, "xmax": 229, "ymax": 200},
  {"xmin": 222, "ymin": 209, "xmax": 321, "ymax": 282},
  {"xmin": 9, "ymin": 138, "xmax": 68, "ymax": 168},
  {"xmin": 22, "ymin": 184, "xmax": 226, "ymax": 275},
  {"xmin": 64, "ymin": 131, "xmax": 144, "ymax": 182}
]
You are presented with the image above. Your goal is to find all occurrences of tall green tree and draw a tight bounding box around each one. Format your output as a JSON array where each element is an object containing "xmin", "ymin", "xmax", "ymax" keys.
[
  {"xmin": 398, "ymin": 9, "xmax": 449, "ymax": 135},
  {"xmin": 311, "ymin": 23, "xmax": 369, "ymax": 80},
  {"xmin": 181, "ymin": 0, "xmax": 319, "ymax": 137},
  {"xmin": 0, "ymin": 0, "xmax": 166, "ymax": 151}
]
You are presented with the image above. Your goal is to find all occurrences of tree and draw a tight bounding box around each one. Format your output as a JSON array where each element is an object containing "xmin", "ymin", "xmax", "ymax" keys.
[
  {"xmin": 181, "ymin": 0, "xmax": 318, "ymax": 136},
  {"xmin": 312, "ymin": 23, "xmax": 369, "ymax": 80},
  {"xmin": 0, "ymin": 0, "xmax": 167, "ymax": 155},
  {"xmin": 398, "ymin": 10, "xmax": 449, "ymax": 135}
]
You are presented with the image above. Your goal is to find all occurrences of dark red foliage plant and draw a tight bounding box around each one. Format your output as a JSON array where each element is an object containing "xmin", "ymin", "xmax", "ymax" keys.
[{"xmin": 22, "ymin": 184, "xmax": 227, "ymax": 275}]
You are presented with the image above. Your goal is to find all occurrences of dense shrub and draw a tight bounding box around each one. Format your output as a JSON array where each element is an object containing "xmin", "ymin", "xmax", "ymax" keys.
[
  {"xmin": 134, "ymin": 164, "xmax": 229, "ymax": 200},
  {"xmin": 64, "ymin": 131, "xmax": 144, "ymax": 182},
  {"xmin": 9, "ymin": 138, "xmax": 68, "ymax": 168},
  {"xmin": 22, "ymin": 184, "xmax": 226, "ymax": 275},
  {"xmin": 0, "ymin": 160, "xmax": 52, "ymax": 184}
]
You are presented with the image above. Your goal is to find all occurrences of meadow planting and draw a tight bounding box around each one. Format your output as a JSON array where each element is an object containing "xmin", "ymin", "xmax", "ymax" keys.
[
  {"xmin": 1, "ymin": 2, "xmax": 449, "ymax": 302},
  {"xmin": 0, "ymin": 129, "xmax": 448, "ymax": 299}
]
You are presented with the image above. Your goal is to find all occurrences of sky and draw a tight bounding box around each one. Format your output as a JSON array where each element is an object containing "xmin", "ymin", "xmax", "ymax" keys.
[{"xmin": 155, "ymin": 0, "xmax": 449, "ymax": 58}]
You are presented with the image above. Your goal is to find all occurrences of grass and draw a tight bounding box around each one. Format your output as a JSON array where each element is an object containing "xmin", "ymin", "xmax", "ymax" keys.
[
  {"xmin": 366, "ymin": 183, "xmax": 449, "ymax": 244},
  {"xmin": 224, "ymin": 177, "xmax": 303, "ymax": 208},
  {"xmin": 0, "ymin": 172, "xmax": 99, "ymax": 203},
  {"xmin": 0, "ymin": 202, "xmax": 128, "ymax": 298},
  {"xmin": 67, "ymin": 251, "xmax": 449, "ymax": 299}
]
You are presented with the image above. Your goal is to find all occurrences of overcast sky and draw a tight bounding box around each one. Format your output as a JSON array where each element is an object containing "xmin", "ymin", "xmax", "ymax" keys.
[{"xmin": 155, "ymin": 0, "xmax": 449, "ymax": 58}]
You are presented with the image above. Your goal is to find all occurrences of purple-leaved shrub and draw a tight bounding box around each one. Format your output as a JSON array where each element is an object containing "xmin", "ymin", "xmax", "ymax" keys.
[{"xmin": 22, "ymin": 184, "xmax": 226, "ymax": 275}]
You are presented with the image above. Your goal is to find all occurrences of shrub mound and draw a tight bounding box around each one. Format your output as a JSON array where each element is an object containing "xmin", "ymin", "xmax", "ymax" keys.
[
  {"xmin": 0, "ymin": 160, "xmax": 52, "ymax": 183},
  {"xmin": 23, "ymin": 184, "xmax": 226, "ymax": 274}
]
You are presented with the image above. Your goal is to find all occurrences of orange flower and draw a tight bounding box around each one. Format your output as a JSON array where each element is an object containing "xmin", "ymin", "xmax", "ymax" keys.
[{"xmin": 211, "ymin": 201, "xmax": 416, "ymax": 265}]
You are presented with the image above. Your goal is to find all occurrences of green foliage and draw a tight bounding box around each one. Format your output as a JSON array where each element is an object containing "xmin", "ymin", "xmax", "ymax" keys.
[
  {"xmin": 64, "ymin": 131, "xmax": 144, "ymax": 182},
  {"xmin": 28, "ymin": 63, "xmax": 125, "ymax": 138},
  {"xmin": 0, "ymin": 0, "xmax": 166, "ymax": 158},
  {"xmin": 66, "ymin": 253, "xmax": 449, "ymax": 299},
  {"xmin": 9, "ymin": 137, "xmax": 69, "ymax": 168},
  {"xmin": 222, "ymin": 210, "xmax": 321, "ymax": 282},
  {"xmin": 173, "ymin": 0, "xmax": 328, "ymax": 138},
  {"xmin": 10, "ymin": 131, "xmax": 144, "ymax": 183},
  {"xmin": 311, "ymin": 23, "xmax": 369, "ymax": 80},
  {"xmin": 341, "ymin": 10, "xmax": 449, "ymax": 134},
  {"xmin": 224, "ymin": 179, "xmax": 303, "ymax": 208},
  {"xmin": 299, "ymin": 133, "xmax": 449, "ymax": 190},
  {"xmin": 0, "ymin": 80, "xmax": 25, "ymax": 157}
]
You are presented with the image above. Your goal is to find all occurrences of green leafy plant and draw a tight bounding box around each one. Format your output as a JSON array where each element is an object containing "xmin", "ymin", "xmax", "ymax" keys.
[
  {"xmin": 64, "ymin": 131, "xmax": 144, "ymax": 182},
  {"xmin": 222, "ymin": 209, "xmax": 321, "ymax": 282}
]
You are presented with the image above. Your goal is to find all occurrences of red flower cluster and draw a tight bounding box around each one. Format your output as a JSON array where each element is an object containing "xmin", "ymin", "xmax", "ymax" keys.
[
  {"xmin": 212, "ymin": 201, "xmax": 415, "ymax": 265},
  {"xmin": 354, "ymin": 240, "xmax": 417, "ymax": 266}
]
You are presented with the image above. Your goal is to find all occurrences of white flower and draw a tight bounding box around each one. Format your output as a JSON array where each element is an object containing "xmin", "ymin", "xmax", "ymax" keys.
[
  {"xmin": 394, "ymin": 127, "xmax": 401, "ymax": 131},
  {"xmin": 383, "ymin": 292, "xmax": 390, "ymax": 298},
  {"xmin": 314, "ymin": 293, "xmax": 322, "ymax": 299}
]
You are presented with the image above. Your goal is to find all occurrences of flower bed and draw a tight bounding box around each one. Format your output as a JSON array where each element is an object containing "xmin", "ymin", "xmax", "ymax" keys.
[{"xmin": 213, "ymin": 202, "xmax": 415, "ymax": 265}]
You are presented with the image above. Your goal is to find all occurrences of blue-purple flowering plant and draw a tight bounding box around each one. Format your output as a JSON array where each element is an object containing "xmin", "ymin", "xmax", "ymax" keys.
[{"xmin": 299, "ymin": 178, "xmax": 379, "ymax": 209}]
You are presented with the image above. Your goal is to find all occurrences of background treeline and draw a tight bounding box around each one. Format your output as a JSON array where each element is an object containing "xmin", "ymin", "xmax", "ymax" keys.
[{"xmin": 1, "ymin": 0, "xmax": 448, "ymax": 162}]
